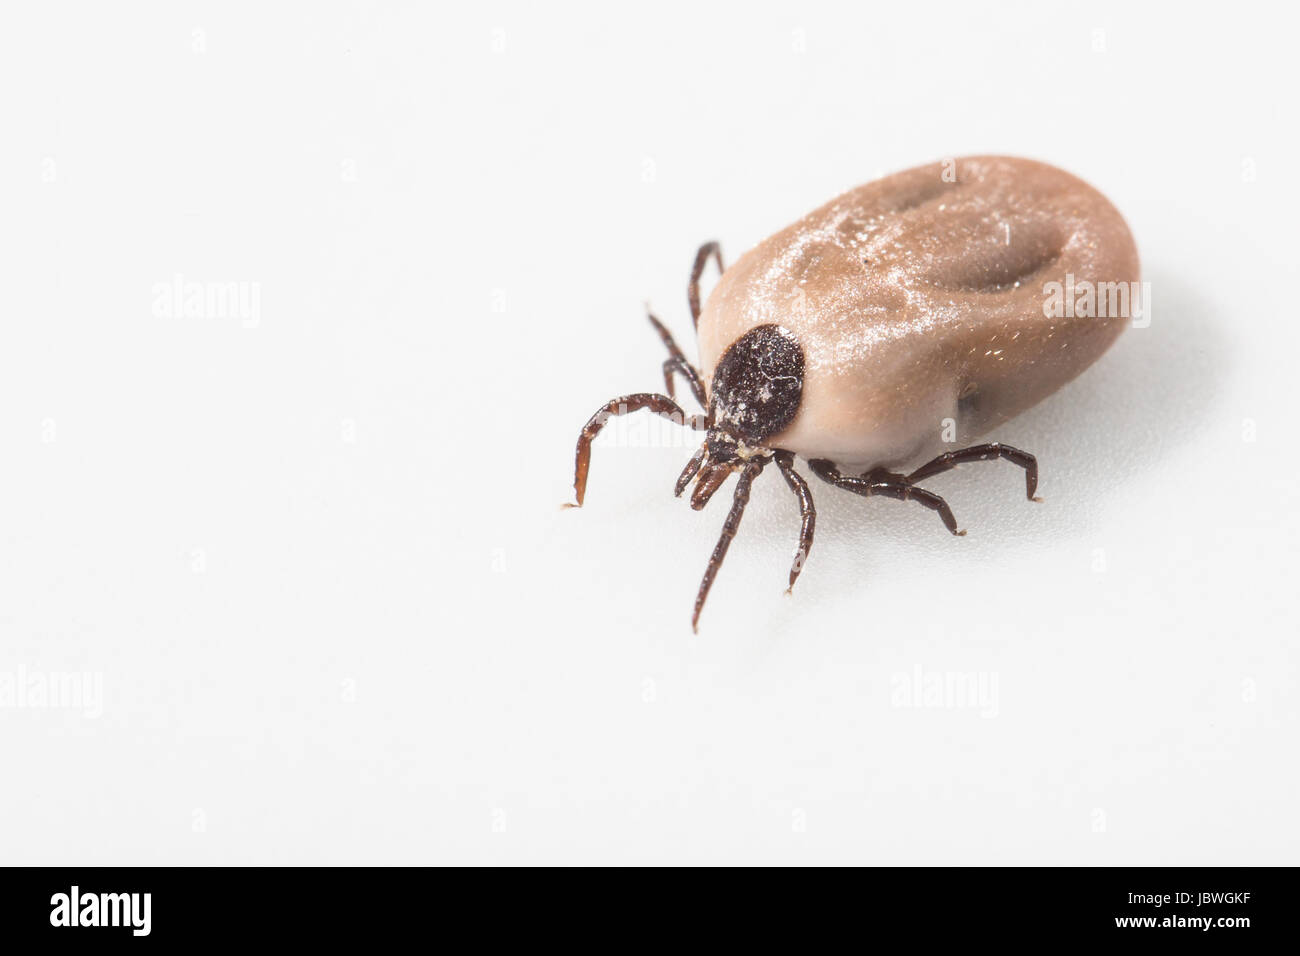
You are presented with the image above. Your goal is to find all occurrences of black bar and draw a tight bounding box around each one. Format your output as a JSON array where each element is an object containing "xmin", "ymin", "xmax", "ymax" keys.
[{"xmin": 0, "ymin": 866, "xmax": 1292, "ymax": 943}]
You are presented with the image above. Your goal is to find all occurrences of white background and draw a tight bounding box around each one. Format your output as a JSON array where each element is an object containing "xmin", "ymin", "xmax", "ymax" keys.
[{"xmin": 1, "ymin": 1, "xmax": 1296, "ymax": 865}]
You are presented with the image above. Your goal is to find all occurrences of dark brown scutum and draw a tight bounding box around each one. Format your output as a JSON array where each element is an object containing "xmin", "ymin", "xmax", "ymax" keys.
[{"xmin": 709, "ymin": 324, "xmax": 805, "ymax": 444}]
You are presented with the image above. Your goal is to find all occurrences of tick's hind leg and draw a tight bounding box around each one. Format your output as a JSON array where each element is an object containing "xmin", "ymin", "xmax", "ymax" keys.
[
  {"xmin": 688, "ymin": 241, "xmax": 723, "ymax": 328},
  {"xmin": 647, "ymin": 311, "xmax": 706, "ymax": 407},
  {"xmin": 906, "ymin": 442, "xmax": 1041, "ymax": 501},
  {"xmin": 808, "ymin": 460, "xmax": 965, "ymax": 536},
  {"xmin": 568, "ymin": 393, "xmax": 706, "ymax": 507}
]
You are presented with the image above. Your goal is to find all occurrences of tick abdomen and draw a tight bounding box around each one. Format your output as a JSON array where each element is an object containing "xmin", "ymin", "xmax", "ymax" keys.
[{"xmin": 697, "ymin": 156, "xmax": 1140, "ymax": 470}]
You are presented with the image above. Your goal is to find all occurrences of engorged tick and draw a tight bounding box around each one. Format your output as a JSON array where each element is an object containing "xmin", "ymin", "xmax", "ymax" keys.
[{"xmin": 566, "ymin": 156, "xmax": 1140, "ymax": 631}]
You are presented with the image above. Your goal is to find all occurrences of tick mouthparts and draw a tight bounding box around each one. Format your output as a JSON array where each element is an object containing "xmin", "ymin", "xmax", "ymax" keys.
[{"xmin": 689, "ymin": 464, "xmax": 733, "ymax": 511}]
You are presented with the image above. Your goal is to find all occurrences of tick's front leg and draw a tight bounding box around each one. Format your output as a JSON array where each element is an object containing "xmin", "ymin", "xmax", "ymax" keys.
[
  {"xmin": 647, "ymin": 312, "xmax": 706, "ymax": 407},
  {"xmin": 568, "ymin": 393, "xmax": 706, "ymax": 508}
]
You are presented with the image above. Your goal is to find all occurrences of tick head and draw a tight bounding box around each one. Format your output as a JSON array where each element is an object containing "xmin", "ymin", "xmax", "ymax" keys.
[
  {"xmin": 685, "ymin": 324, "xmax": 805, "ymax": 510},
  {"xmin": 708, "ymin": 322, "xmax": 804, "ymax": 443}
]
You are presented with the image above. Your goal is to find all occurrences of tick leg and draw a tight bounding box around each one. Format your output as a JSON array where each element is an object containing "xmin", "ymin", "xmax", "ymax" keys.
[
  {"xmin": 774, "ymin": 451, "xmax": 816, "ymax": 593},
  {"xmin": 808, "ymin": 460, "xmax": 965, "ymax": 536},
  {"xmin": 906, "ymin": 442, "xmax": 1041, "ymax": 501},
  {"xmin": 688, "ymin": 241, "xmax": 724, "ymax": 328},
  {"xmin": 647, "ymin": 312, "xmax": 707, "ymax": 407},
  {"xmin": 692, "ymin": 459, "xmax": 765, "ymax": 632},
  {"xmin": 662, "ymin": 357, "xmax": 707, "ymax": 408},
  {"xmin": 569, "ymin": 393, "xmax": 706, "ymax": 507}
]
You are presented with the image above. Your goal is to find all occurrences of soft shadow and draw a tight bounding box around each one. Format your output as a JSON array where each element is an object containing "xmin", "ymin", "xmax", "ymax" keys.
[{"xmin": 1003, "ymin": 266, "xmax": 1231, "ymax": 532}]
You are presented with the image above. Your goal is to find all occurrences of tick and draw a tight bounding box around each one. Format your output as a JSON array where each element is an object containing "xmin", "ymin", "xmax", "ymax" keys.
[{"xmin": 567, "ymin": 156, "xmax": 1140, "ymax": 630}]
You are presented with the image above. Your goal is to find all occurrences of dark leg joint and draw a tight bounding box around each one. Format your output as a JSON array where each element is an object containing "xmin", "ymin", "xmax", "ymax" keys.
[
  {"xmin": 810, "ymin": 459, "xmax": 963, "ymax": 536},
  {"xmin": 906, "ymin": 442, "xmax": 1040, "ymax": 501}
]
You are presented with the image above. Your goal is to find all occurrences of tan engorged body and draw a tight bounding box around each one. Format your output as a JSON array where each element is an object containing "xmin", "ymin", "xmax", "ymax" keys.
[{"xmin": 696, "ymin": 156, "xmax": 1141, "ymax": 470}]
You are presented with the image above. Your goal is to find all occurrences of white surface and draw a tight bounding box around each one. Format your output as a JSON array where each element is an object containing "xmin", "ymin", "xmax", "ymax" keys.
[{"xmin": 1, "ymin": 2, "xmax": 1296, "ymax": 865}]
